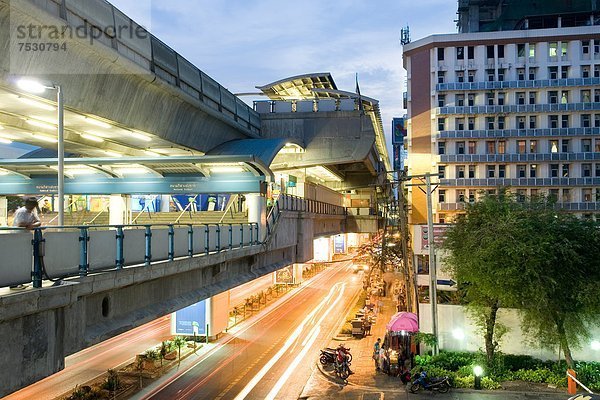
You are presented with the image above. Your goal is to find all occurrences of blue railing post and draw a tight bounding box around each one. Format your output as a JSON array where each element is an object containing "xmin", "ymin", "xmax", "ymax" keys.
[
  {"xmin": 145, "ymin": 226, "xmax": 152, "ymax": 266},
  {"xmin": 255, "ymin": 223, "xmax": 259, "ymax": 245},
  {"xmin": 115, "ymin": 226, "xmax": 124, "ymax": 269},
  {"xmin": 240, "ymin": 225, "xmax": 244, "ymax": 248},
  {"xmin": 216, "ymin": 225, "xmax": 221, "ymax": 252},
  {"xmin": 79, "ymin": 227, "xmax": 89, "ymax": 276},
  {"xmin": 204, "ymin": 224, "xmax": 210, "ymax": 255},
  {"xmin": 249, "ymin": 223, "xmax": 254, "ymax": 245},
  {"xmin": 228, "ymin": 224, "xmax": 233, "ymax": 250},
  {"xmin": 188, "ymin": 225, "xmax": 194, "ymax": 257},
  {"xmin": 168, "ymin": 225, "xmax": 175, "ymax": 261},
  {"xmin": 32, "ymin": 228, "xmax": 44, "ymax": 288}
]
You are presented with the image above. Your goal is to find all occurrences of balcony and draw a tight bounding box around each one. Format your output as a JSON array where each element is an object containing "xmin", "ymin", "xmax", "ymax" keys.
[
  {"xmin": 438, "ymin": 127, "xmax": 600, "ymax": 139},
  {"xmin": 436, "ymin": 77, "xmax": 600, "ymax": 92},
  {"xmin": 439, "ymin": 201, "xmax": 600, "ymax": 211},
  {"xmin": 437, "ymin": 102, "xmax": 600, "ymax": 115},
  {"xmin": 439, "ymin": 177, "xmax": 600, "ymax": 187},
  {"xmin": 440, "ymin": 152, "xmax": 600, "ymax": 163}
]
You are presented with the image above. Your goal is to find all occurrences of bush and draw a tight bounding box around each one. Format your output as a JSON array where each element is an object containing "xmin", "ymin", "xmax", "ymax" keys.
[
  {"xmin": 575, "ymin": 361, "xmax": 600, "ymax": 391},
  {"xmin": 431, "ymin": 351, "xmax": 477, "ymax": 371},
  {"xmin": 502, "ymin": 354, "xmax": 544, "ymax": 371},
  {"xmin": 482, "ymin": 376, "xmax": 501, "ymax": 390},
  {"xmin": 453, "ymin": 375, "xmax": 474, "ymax": 388},
  {"xmin": 102, "ymin": 369, "xmax": 121, "ymax": 392}
]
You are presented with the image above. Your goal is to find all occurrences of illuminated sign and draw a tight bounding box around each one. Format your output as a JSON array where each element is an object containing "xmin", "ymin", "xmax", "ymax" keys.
[{"xmin": 173, "ymin": 300, "xmax": 206, "ymax": 336}]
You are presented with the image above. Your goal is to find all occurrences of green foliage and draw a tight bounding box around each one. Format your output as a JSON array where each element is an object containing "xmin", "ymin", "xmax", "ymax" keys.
[
  {"xmin": 453, "ymin": 375, "xmax": 474, "ymax": 388},
  {"xmin": 444, "ymin": 191, "xmax": 600, "ymax": 368},
  {"xmin": 575, "ymin": 361, "xmax": 600, "ymax": 391},
  {"xmin": 66, "ymin": 385, "xmax": 102, "ymax": 400},
  {"xmin": 430, "ymin": 351, "xmax": 477, "ymax": 371},
  {"xmin": 482, "ymin": 376, "xmax": 501, "ymax": 390},
  {"xmin": 102, "ymin": 369, "xmax": 121, "ymax": 392},
  {"xmin": 414, "ymin": 332, "xmax": 438, "ymax": 348},
  {"xmin": 144, "ymin": 349, "xmax": 160, "ymax": 361}
]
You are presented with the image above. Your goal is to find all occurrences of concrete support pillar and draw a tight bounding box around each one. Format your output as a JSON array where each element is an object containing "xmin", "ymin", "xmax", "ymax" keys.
[
  {"xmin": 160, "ymin": 195, "xmax": 171, "ymax": 212},
  {"xmin": 0, "ymin": 197, "xmax": 7, "ymax": 226},
  {"xmin": 109, "ymin": 195, "xmax": 131, "ymax": 225},
  {"xmin": 206, "ymin": 291, "xmax": 229, "ymax": 340},
  {"xmin": 246, "ymin": 193, "xmax": 266, "ymax": 240},
  {"xmin": 293, "ymin": 263, "xmax": 304, "ymax": 284}
]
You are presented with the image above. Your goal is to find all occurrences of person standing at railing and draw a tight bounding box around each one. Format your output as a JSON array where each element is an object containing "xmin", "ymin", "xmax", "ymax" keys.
[
  {"xmin": 10, "ymin": 197, "xmax": 41, "ymax": 290},
  {"xmin": 13, "ymin": 197, "xmax": 41, "ymax": 230}
]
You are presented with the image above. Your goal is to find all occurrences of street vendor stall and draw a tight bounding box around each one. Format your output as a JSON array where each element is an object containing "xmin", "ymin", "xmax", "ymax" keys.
[{"xmin": 384, "ymin": 312, "xmax": 419, "ymax": 375}]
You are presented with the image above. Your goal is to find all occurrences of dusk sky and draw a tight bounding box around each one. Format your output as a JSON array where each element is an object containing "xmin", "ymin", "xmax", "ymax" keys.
[{"xmin": 110, "ymin": 0, "xmax": 458, "ymax": 159}]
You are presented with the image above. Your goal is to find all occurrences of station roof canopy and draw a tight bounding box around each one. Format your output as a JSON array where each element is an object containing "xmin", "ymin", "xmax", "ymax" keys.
[
  {"xmin": 207, "ymin": 137, "xmax": 304, "ymax": 167},
  {"xmin": 256, "ymin": 73, "xmax": 338, "ymax": 100},
  {"xmin": 0, "ymin": 156, "xmax": 272, "ymax": 195}
]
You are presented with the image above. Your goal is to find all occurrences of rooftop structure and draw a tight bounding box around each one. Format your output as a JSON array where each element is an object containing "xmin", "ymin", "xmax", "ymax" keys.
[{"xmin": 457, "ymin": 0, "xmax": 600, "ymax": 33}]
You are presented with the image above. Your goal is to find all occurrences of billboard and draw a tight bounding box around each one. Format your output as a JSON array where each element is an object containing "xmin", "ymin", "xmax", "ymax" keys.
[
  {"xmin": 173, "ymin": 300, "xmax": 207, "ymax": 335},
  {"xmin": 333, "ymin": 235, "xmax": 346, "ymax": 254},
  {"xmin": 421, "ymin": 225, "xmax": 450, "ymax": 251},
  {"xmin": 392, "ymin": 118, "xmax": 407, "ymax": 144},
  {"xmin": 393, "ymin": 144, "xmax": 403, "ymax": 172}
]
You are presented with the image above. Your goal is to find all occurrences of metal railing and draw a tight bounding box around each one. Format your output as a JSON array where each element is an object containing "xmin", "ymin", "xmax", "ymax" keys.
[
  {"xmin": 437, "ymin": 102, "xmax": 600, "ymax": 115},
  {"xmin": 0, "ymin": 194, "xmax": 351, "ymax": 289},
  {"xmin": 438, "ymin": 127, "xmax": 600, "ymax": 139},
  {"xmin": 0, "ymin": 222, "xmax": 259, "ymax": 289},
  {"xmin": 439, "ymin": 177, "xmax": 600, "ymax": 187},
  {"xmin": 440, "ymin": 152, "xmax": 600, "ymax": 163},
  {"xmin": 436, "ymin": 77, "xmax": 600, "ymax": 92}
]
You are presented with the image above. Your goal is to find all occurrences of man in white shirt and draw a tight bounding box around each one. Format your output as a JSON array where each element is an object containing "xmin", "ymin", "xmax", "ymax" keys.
[{"xmin": 13, "ymin": 197, "xmax": 41, "ymax": 230}]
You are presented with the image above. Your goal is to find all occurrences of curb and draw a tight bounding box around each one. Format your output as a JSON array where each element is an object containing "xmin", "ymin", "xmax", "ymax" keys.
[{"xmin": 315, "ymin": 362, "xmax": 347, "ymax": 385}]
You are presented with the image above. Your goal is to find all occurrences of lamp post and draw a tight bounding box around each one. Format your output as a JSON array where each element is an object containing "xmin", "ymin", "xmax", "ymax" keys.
[{"xmin": 17, "ymin": 79, "xmax": 64, "ymax": 226}]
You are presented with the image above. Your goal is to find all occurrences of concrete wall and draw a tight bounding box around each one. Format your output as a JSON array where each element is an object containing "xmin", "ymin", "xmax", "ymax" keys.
[
  {"xmin": 419, "ymin": 303, "xmax": 600, "ymax": 362},
  {"xmin": 0, "ymin": 1, "xmax": 253, "ymax": 153}
]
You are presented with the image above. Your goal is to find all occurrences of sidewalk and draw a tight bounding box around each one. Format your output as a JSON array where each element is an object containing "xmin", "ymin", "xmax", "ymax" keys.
[{"xmin": 300, "ymin": 271, "xmax": 572, "ymax": 400}]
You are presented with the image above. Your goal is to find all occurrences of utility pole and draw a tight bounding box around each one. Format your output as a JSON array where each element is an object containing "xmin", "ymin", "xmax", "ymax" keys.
[{"xmin": 425, "ymin": 173, "xmax": 439, "ymax": 356}]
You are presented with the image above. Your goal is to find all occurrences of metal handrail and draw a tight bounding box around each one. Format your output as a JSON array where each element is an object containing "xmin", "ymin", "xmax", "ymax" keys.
[
  {"xmin": 131, "ymin": 195, "xmax": 159, "ymax": 224},
  {"xmin": 174, "ymin": 195, "xmax": 199, "ymax": 224},
  {"xmin": 219, "ymin": 194, "xmax": 238, "ymax": 224},
  {"xmin": 46, "ymin": 198, "xmax": 80, "ymax": 225}
]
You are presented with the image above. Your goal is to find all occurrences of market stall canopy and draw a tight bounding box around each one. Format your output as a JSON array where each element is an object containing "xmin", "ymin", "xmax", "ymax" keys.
[{"xmin": 386, "ymin": 312, "xmax": 419, "ymax": 333}]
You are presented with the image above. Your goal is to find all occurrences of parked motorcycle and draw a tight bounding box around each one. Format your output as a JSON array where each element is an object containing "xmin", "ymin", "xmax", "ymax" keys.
[
  {"xmin": 409, "ymin": 371, "xmax": 451, "ymax": 394},
  {"xmin": 334, "ymin": 345, "xmax": 353, "ymax": 380},
  {"xmin": 319, "ymin": 345, "xmax": 353, "ymax": 365}
]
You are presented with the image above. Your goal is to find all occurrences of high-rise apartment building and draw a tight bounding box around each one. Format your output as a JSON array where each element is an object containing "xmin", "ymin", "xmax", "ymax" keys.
[{"xmin": 403, "ymin": 8, "xmax": 600, "ymax": 229}]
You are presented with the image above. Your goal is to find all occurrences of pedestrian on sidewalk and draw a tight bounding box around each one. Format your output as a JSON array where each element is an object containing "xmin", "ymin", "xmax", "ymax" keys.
[
  {"xmin": 373, "ymin": 338, "xmax": 381, "ymax": 370},
  {"xmin": 377, "ymin": 298, "xmax": 384, "ymax": 314}
]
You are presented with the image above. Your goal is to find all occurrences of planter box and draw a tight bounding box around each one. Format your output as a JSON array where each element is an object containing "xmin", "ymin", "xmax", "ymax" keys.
[{"xmin": 164, "ymin": 350, "xmax": 177, "ymax": 361}]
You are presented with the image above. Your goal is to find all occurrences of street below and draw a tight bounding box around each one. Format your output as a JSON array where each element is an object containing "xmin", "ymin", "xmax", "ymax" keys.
[{"xmin": 135, "ymin": 261, "xmax": 361, "ymax": 400}]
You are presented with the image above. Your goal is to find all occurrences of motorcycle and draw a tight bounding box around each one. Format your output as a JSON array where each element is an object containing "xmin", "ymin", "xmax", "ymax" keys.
[
  {"xmin": 409, "ymin": 371, "xmax": 451, "ymax": 394},
  {"xmin": 320, "ymin": 345, "xmax": 353, "ymax": 365},
  {"xmin": 334, "ymin": 346, "xmax": 353, "ymax": 380}
]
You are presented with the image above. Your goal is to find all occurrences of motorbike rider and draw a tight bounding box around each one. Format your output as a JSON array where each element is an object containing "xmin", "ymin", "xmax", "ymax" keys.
[{"xmin": 336, "ymin": 344, "xmax": 354, "ymax": 375}]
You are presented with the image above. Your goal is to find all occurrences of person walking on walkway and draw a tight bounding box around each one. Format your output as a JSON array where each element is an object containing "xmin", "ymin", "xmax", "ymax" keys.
[
  {"xmin": 373, "ymin": 338, "xmax": 381, "ymax": 370},
  {"xmin": 13, "ymin": 197, "xmax": 41, "ymax": 230}
]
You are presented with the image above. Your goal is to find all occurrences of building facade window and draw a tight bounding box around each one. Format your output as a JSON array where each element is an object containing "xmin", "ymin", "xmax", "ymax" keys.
[
  {"xmin": 550, "ymin": 140, "xmax": 559, "ymax": 153},
  {"xmin": 438, "ymin": 118, "xmax": 446, "ymax": 131},
  {"xmin": 562, "ymin": 163, "xmax": 570, "ymax": 177},
  {"xmin": 486, "ymin": 140, "xmax": 496, "ymax": 154},
  {"xmin": 529, "ymin": 116, "xmax": 537, "ymax": 129},
  {"xmin": 487, "ymin": 165, "xmax": 495, "ymax": 178},
  {"xmin": 438, "ymin": 165, "xmax": 446, "ymax": 179},
  {"xmin": 468, "ymin": 141, "xmax": 476, "ymax": 154},
  {"xmin": 437, "ymin": 48, "xmax": 444, "ymax": 61},
  {"xmin": 498, "ymin": 140, "xmax": 506, "ymax": 154},
  {"xmin": 467, "ymin": 46, "xmax": 474, "ymax": 59},
  {"xmin": 530, "ymin": 164, "xmax": 538, "ymax": 178},
  {"xmin": 456, "ymin": 165, "xmax": 465, "ymax": 178},
  {"xmin": 456, "ymin": 141, "xmax": 465, "ymax": 154},
  {"xmin": 530, "ymin": 140, "xmax": 538, "ymax": 153},
  {"xmin": 582, "ymin": 139, "xmax": 592, "ymax": 152},
  {"xmin": 438, "ymin": 189, "xmax": 446, "ymax": 203},
  {"xmin": 498, "ymin": 164, "xmax": 506, "ymax": 178},
  {"xmin": 582, "ymin": 163, "xmax": 592, "ymax": 177},
  {"xmin": 438, "ymin": 141, "xmax": 446, "ymax": 155},
  {"xmin": 517, "ymin": 140, "xmax": 527, "ymax": 154},
  {"xmin": 517, "ymin": 164, "xmax": 526, "ymax": 178},
  {"xmin": 550, "ymin": 163, "xmax": 559, "ymax": 177},
  {"xmin": 468, "ymin": 165, "xmax": 476, "ymax": 178},
  {"xmin": 456, "ymin": 46, "xmax": 464, "ymax": 60},
  {"xmin": 438, "ymin": 95, "xmax": 445, "ymax": 107},
  {"xmin": 438, "ymin": 71, "xmax": 445, "ymax": 84}
]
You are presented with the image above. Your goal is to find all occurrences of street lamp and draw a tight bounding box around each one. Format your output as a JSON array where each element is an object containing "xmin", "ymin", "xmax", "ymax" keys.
[
  {"xmin": 473, "ymin": 365, "xmax": 483, "ymax": 390},
  {"xmin": 17, "ymin": 79, "xmax": 64, "ymax": 226}
]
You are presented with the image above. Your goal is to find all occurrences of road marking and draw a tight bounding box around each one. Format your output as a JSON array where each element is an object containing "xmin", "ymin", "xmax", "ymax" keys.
[{"xmin": 234, "ymin": 282, "xmax": 346, "ymax": 400}]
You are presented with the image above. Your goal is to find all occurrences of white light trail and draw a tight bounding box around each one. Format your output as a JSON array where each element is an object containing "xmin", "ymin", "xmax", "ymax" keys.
[{"xmin": 232, "ymin": 283, "xmax": 341, "ymax": 400}]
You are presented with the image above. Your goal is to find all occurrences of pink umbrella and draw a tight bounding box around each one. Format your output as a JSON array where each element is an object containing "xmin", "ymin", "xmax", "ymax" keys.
[{"xmin": 386, "ymin": 312, "xmax": 419, "ymax": 333}]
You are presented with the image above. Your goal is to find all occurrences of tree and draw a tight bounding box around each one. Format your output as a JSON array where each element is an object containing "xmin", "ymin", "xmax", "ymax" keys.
[
  {"xmin": 444, "ymin": 191, "xmax": 600, "ymax": 369},
  {"xmin": 443, "ymin": 191, "xmax": 530, "ymax": 366},
  {"xmin": 515, "ymin": 205, "xmax": 600, "ymax": 368},
  {"xmin": 172, "ymin": 336, "xmax": 187, "ymax": 363}
]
